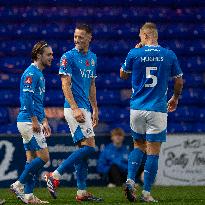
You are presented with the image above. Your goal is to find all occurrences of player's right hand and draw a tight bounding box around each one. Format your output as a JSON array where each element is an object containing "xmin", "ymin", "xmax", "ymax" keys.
[
  {"xmin": 73, "ymin": 108, "xmax": 85, "ymax": 123},
  {"xmin": 32, "ymin": 117, "xmax": 41, "ymax": 133},
  {"xmin": 167, "ymin": 96, "xmax": 178, "ymax": 112},
  {"xmin": 135, "ymin": 42, "xmax": 144, "ymax": 48}
]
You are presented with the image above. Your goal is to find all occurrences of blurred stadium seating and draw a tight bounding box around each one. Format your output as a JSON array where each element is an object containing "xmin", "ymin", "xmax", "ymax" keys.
[{"xmin": 0, "ymin": 0, "xmax": 205, "ymax": 134}]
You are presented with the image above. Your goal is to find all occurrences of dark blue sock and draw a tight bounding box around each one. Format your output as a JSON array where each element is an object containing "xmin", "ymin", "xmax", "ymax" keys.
[
  {"xmin": 127, "ymin": 148, "xmax": 144, "ymax": 181},
  {"xmin": 141, "ymin": 153, "xmax": 147, "ymax": 166},
  {"xmin": 75, "ymin": 159, "xmax": 88, "ymax": 190},
  {"xmin": 135, "ymin": 153, "xmax": 147, "ymax": 187},
  {"xmin": 24, "ymin": 162, "xmax": 35, "ymax": 194},
  {"xmin": 143, "ymin": 154, "xmax": 159, "ymax": 192},
  {"xmin": 57, "ymin": 146, "xmax": 95, "ymax": 175},
  {"xmin": 19, "ymin": 157, "xmax": 45, "ymax": 184}
]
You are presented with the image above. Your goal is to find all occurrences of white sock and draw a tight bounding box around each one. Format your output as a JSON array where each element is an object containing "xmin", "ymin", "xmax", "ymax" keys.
[
  {"xmin": 126, "ymin": 179, "xmax": 135, "ymax": 187},
  {"xmin": 52, "ymin": 170, "xmax": 61, "ymax": 180},
  {"xmin": 142, "ymin": 190, "xmax": 150, "ymax": 196},
  {"xmin": 25, "ymin": 193, "xmax": 34, "ymax": 200},
  {"xmin": 13, "ymin": 180, "xmax": 23, "ymax": 187},
  {"xmin": 77, "ymin": 190, "xmax": 87, "ymax": 196}
]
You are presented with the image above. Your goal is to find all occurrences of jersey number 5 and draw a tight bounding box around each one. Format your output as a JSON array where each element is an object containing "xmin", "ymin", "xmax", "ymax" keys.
[{"xmin": 145, "ymin": 67, "xmax": 157, "ymax": 87}]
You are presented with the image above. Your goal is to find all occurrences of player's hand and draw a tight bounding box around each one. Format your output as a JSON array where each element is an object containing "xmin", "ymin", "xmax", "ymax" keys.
[
  {"xmin": 167, "ymin": 96, "xmax": 179, "ymax": 112},
  {"xmin": 42, "ymin": 119, "xmax": 51, "ymax": 137},
  {"xmin": 31, "ymin": 117, "xmax": 41, "ymax": 133},
  {"xmin": 135, "ymin": 42, "xmax": 144, "ymax": 48},
  {"xmin": 92, "ymin": 108, "xmax": 99, "ymax": 128},
  {"xmin": 73, "ymin": 108, "xmax": 85, "ymax": 123}
]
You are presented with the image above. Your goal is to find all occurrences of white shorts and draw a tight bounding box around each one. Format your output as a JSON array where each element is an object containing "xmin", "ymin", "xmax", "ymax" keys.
[
  {"xmin": 130, "ymin": 109, "xmax": 167, "ymax": 142},
  {"xmin": 64, "ymin": 108, "xmax": 95, "ymax": 143},
  {"xmin": 17, "ymin": 122, "xmax": 47, "ymax": 151}
]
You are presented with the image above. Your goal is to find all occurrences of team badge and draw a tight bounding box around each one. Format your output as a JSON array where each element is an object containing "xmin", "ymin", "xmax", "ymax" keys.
[
  {"xmin": 85, "ymin": 60, "xmax": 90, "ymax": 67},
  {"xmin": 86, "ymin": 128, "xmax": 92, "ymax": 134},
  {"xmin": 61, "ymin": 58, "xmax": 67, "ymax": 67},
  {"xmin": 91, "ymin": 59, "xmax": 95, "ymax": 66},
  {"xmin": 25, "ymin": 76, "xmax": 32, "ymax": 84}
]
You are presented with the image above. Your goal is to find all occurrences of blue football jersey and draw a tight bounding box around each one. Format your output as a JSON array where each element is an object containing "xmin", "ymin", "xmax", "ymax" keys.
[
  {"xmin": 59, "ymin": 48, "xmax": 97, "ymax": 111},
  {"xmin": 122, "ymin": 45, "xmax": 183, "ymax": 113},
  {"xmin": 17, "ymin": 63, "xmax": 46, "ymax": 123}
]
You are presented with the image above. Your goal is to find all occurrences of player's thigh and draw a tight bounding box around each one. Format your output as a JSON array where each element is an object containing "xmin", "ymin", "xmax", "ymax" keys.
[
  {"xmin": 130, "ymin": 109, "xmax": 146, "ymax": 142},
  {"xmin": 17, "ymin": 122, "xmax": 48, "ymax": 153},
  {"xmin": 146, "ymin": 141, "xmax": 162, "ymax": 155},
  {"xmin": 64, "ymin": 108, "xmax": 95, "ymax": 145},
  {"xmin": 26, "ymin": 151, "xmax": 36, "ymax": 162},
  {"xmin": 17, "ymin": 122, "xmax": 33, "ymax": 144}
]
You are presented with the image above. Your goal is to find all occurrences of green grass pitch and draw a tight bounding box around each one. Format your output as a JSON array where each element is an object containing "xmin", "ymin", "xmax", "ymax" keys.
[{"xmin": 2, "ymin": 186, "xmax": 205, "ymax": 204}]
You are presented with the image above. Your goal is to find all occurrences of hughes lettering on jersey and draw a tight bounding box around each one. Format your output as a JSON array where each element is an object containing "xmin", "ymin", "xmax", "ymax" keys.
[
  {"xmin": 80, "ymin": 69, "xmax": 95, "ymax": 78},
  {"xmin": 140, "ymin": 56, "xmax": 164, "ymax": 62}
]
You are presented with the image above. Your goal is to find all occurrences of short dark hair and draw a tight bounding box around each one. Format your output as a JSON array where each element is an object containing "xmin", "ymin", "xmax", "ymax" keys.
[
  {"xmin": 111, "ymin": 128, "xmax": 125, "ymax": 137},
  {"xmin": 31, "ymin": 41, "xmax": 49, "ymax": 62},
  {"xmin": 75, "ymin": 24, "xmax": 92, "ymax": 34}
]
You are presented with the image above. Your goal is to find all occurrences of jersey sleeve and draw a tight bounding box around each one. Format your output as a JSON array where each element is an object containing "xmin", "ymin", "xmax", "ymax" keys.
[
  {"xmin": 92, "ymin": 55, "xmax": 97, "ymax": 78},
  {"xmin": 59, "ymin": 53, "xmax": 73, "ymax": 76},
  {"xmin": 22, "ymin": 72, "xmax": 39, "ymax": 93},
  {"xmin": 22, "ymin": 72, "xmax": 39, "ymax": 117},
  {"xmin": 121, "ymin": 50, "xmax": 134, "ymax": 73},
  {"xmin": 171, "ymin": 51, "xmax": 183, "ymax": 78}
]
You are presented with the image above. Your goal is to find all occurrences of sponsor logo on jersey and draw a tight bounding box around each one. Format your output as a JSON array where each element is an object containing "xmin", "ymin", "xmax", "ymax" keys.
[
  {"xmin": 91, "ymin": 59, "xmax": 95, "ymax": 66},
  {"xmin": 85, "ymin": 60, "xmax": 90, "ymax": 67},
  {"xmin": 86, "ymin": 128, "xmax": 92, "ymax": 134},
  {"xmin": 80, "ymin": 69, "xmax": 95, "ymax": 78},
  {"xmin": 25, "ymin": 76, "xmax": 32, "ymax": 84}
]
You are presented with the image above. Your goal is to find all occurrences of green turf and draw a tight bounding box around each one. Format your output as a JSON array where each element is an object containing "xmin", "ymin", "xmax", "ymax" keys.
[{"xmin": 2, "ymin": 186, "xmax": 205, "ymax": 204}]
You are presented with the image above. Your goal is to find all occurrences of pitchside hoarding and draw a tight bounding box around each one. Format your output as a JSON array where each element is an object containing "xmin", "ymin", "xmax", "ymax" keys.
[
  {"xmin": 0, "ymin": 134, "xmax": 204, "ymax": 187},
  {"xmin": 156, "ymin": 134, "xmax": 205, "ymax": 185}
]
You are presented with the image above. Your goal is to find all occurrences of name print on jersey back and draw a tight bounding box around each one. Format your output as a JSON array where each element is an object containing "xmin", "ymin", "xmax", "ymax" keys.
[{"xmin": 122, "ymin": 45, "xmax": 182, "ymax": 113}]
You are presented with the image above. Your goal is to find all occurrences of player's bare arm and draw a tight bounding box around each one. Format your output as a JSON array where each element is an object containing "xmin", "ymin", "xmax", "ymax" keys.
[
  {"xmin": 168, "ymin": 77, "xmax": 183, "ymax": 112},
  {"xmin": 135, "ymin": 42, "xmax": 144, "ymax": 48},
  {"xmin": 89, "ymin": 78, "xmax": 99, "ymax": 127},
  {"xmin": 61, "ymin": 75, "xmax": 85, "ymax": 123},
  {"xmin": 31, "ymin": 116, "xmax": 41, "ymax": 133},
  {"xmin": 42, "ymin": 118, "xmax": 51, "ymax": 137},
  {"xmin": 120, "ymin": 68, "xmax": 130, "ymax": 80}
]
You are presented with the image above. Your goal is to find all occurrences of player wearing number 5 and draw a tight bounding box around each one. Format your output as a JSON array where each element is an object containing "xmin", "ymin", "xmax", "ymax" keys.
[{"xmin": 120, "ymin": 22, "xmax": 183, "ymax": 202}]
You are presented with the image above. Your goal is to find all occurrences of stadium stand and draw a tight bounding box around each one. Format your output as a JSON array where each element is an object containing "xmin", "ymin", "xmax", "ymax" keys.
[{"xmin": 0, "ymin": 0, "xmax": 205, "ymax": 134}]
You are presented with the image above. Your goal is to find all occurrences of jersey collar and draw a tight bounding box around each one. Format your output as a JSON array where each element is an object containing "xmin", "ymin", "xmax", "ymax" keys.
[
  {"xmin": 144, "ymin": 45, "xmax": 160, "ymax": 47},
  {"xmin": 74, "ymin": 47, "xmax": 90, "ymax": 55},
  {"xmin": 31, "ymin": 63, "xmax": 42, "ymax": 72}
]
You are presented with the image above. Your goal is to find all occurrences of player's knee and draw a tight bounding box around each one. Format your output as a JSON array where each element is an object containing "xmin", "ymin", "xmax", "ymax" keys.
[
  {"xmin": 40, "ymin": 154, "xmax": 50, "ymax": 163},
  {"xmin": 134, "ymin": 140, "xmax": 146, "ymax": 152},
  {"xmin": 146, "ymin": 142, "xmax": 161, "ymax": 155},
  {"xmin": 80, "ymin": 137, "xmax": 96, "ymax": 148}
]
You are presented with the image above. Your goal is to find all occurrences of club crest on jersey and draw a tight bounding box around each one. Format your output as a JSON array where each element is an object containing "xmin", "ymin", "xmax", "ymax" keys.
[
  {"xmin": 61, "ymin": 58, "xmax": 67, "ymax": 67},
  {"xmin": 25, "ymin": 76, "xmax": 32, "ymax": 84},
  {"xmin": 85, "ymin": 60, "xmax": 90, "ymax": 67},
  {"xmin": 91, "ymin": 59, "xmax": 95, "ymax": 66}
]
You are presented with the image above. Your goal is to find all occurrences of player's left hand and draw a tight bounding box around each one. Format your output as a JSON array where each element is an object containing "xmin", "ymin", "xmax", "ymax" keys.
[
  {"xmin": 42, "ymin": 120, "xmax": 51, "ymax": 137},
  {"xmin": 167, "ymin": 96, "xmax": 178, "ymax": 112},
  {"xmin": 92, "ymin": 109, "xmax": 99, "ymax": 128}
]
